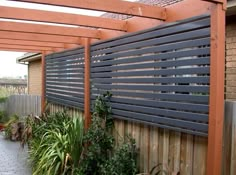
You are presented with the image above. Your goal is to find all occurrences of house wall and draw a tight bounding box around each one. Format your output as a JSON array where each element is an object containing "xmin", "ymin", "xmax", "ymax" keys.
[
  {"xmin": 225, "ymin": 15, "xmax": 236, "ymax": 100},
  {"xmin": 28, "ymin": 59, "xmax": 42, "ymax": 95}
]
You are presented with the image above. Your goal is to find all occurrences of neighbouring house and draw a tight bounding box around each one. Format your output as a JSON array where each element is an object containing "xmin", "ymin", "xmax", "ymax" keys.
[
  {"xmin": 17, "ymin": 53, "xmax": 42, "ymax": 95},
  {"xmin": 16, "ymin": 0, "xmax": 236, "ymax": 99},
  {"xmin": 225, "ymin": 0, "xmax": 236, "ymax": 100}
]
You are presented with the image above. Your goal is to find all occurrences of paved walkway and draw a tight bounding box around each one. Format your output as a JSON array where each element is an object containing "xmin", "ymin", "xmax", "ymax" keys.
[{"xmin": 0, "ymin": 133, "xmax": 31, "ymax": 175}]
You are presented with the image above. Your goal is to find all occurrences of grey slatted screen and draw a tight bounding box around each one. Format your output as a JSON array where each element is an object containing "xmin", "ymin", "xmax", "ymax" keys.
[
  {"xmin": 91, "ymin": 15, "xmax": 210, "ymax": 136},
  {"xmin": 45, "ymin": 47, "xmax": 85, "ymax": 110}
]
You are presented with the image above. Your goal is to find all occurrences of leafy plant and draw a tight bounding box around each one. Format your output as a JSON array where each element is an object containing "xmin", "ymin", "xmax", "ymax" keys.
[
  {"xmin": 0, "ymin": 110, "xmax": 7, "ymax": 123},
  {"xmin": 0, "ymin": 97, "xmax": 7, "ymax": 103},
  {"xmin": 25, "ymin": 111, "xmax": 84, "ymax": 175},
  {"xmin": 79, "ymin": 91, "xmax": 138, "ymax": 175},
  {"xmin": 4, "ymin": 114, "xmax": 21, "ymax": 140},
  {"xmin": 79, "ymin": 92, "xmax": 114, "ymax": 175},
  {"xmin": 101, "ymin": 138, "xmax": 137, "ymax": 175}
]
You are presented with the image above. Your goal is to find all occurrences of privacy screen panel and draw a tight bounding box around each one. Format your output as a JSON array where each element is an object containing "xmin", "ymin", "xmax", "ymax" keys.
[
  {"xmin": 91, "ymin": 15, "xmax": 210, "ymax": 136},
  {"xmin": 45, "ymin": 47, "xmax": 85, "ymax": 110}
]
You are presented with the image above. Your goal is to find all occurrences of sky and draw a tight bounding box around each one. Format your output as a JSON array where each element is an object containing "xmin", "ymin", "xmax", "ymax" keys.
[
  {"xmin": 0, "ymin": 0, "xmax": 136, "ymax": 78},
  {"xmin": 0, "ymin": 51, "xmax": 27, "ymax": 78}
]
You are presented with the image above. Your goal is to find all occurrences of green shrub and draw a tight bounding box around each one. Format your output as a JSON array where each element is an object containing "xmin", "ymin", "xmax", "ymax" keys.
[
  {"xmin": 0, "ymin": 110, "xmax": 7, "ymax": 123},
  {"xmin": 79, "ymin": 92, "xmax": 137, "ymax": 175},
  {"xmin": 101, "ymin": 138, "xmax": 137, "ymax": 175},
  {"xmin": 26, "ymin": 111, "xmax": 84, "ymax": 175},
  {"xmin": 0, "ymin": 97, "xmax": 7, "ymax": 103}
]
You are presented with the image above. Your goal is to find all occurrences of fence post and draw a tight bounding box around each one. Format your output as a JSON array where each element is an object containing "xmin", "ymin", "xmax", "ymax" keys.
[
  {"xmin": 84, "ymin": 38, "xmax": 91, "ymax": 130},
  {"xmin": 41, "ymin": 51, "xmax": 46, "ymax": 114},
  {"xmin": 207, "ymin": 2, "xmax": 226, "ymax": 175}
]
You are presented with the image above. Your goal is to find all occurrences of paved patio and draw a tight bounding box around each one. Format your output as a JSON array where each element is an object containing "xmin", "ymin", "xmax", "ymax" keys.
[{"xmin": 0, "ymin": 133, "xmax": 31, "ymax": 175}]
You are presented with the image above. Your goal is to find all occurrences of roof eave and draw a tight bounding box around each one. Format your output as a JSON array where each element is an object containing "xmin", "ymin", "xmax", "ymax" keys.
[{"xmin": 17, "ymin": 53, "xmax": 41, "ymax": 64}]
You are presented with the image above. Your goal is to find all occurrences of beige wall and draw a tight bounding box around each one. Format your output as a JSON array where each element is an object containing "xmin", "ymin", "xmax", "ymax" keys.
[
  {"xmin": 225, "ymin": 16, "xmax": 236, "ymax": 100},
  {"xmin": 28, "ymin": 59, "xmax": 42, "ymax": 95}
]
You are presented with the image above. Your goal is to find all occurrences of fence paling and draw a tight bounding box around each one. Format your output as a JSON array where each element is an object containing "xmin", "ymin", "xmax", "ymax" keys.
[{"xmin": 4, "ymin": 95, "xmax": 41, "ymax": 117}]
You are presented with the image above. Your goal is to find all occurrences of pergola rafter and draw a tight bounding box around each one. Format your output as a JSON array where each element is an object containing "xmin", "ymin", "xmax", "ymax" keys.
[
  {"xmin": 0, "ymin": 38, "xmax": 65, "ymax": 48},
  {"xmin": 0, "ymin": 6, "xmax": 128, "ymax": 31},
  {"xmin": 0, "ymin": 48, "xmax": 39, "ymax": 53},
  {"xmin": 0, "ymin": 43, "xmax": 56, "ymax": 51},
  {"xmin": 0, "ymin": 31, "xmax": 81, "ymax": 44},
  {"xmin": 0, "ymin": 21, "xmax": 100, "ymax": 39},
  {"xmin": 9, "ymin": 0, "xmax": 167, "ymax": 20}
]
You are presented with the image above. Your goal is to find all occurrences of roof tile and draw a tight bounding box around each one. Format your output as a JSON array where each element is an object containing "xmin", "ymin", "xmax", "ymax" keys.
[{"xmin": 102, "ymin": 0, "xmax": 183, "ymax": 20}]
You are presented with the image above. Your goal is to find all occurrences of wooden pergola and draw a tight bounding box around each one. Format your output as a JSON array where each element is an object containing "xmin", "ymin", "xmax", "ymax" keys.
[{"xmin": 0, "ymin": 0, "xmax": 226, "ymax": 174}]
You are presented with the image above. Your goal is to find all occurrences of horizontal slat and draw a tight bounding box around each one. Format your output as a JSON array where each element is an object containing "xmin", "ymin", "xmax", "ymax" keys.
[
  {"xmin": 91, "ymin": 90, "xmax": 209, "ymax": 103},
  {"xmin": 47, "ymin": 48, "xmax": 84, "ymax": 59},
  {"xmin": 46, "ymin": 60, "xmax": 84, "ymax": 68},
  {"xmin": 92, "ymin": 76, "xmax": 209, "ymax": 84},
  {"xmin": 46, "ymin": 73, "xmax": 83, "ymax": 78},
  {"xmin": 46, "ymin": 84, "xmax": 83, "ymax": 92},
  {"xmin": 92, "ymin": 84, "xmax": 209, "ymax": 93},
  {"xmin": 46, "ymin": 69, "xmax": 83, "ymax": 74},
  {"xmin": 112, "ymin": 109, "xmax": 208, "ymax": 132},
  {"xmin": 46, "ymin": 92, "xmax": 84, "ymax": 103},
  {"xmin": 112, "ymin": 115, "xmax": 207, "ymax": 137},
  {"xmin": 46, "ymin": 81, "xmax": 84, "ymax": 87},
  {"xmin": 46, "ymin": 54, "xmax": 84, "ymax": 63},
  {"xmin": 46, "ymin": 89, "xmax": 84, "ymax": 98},
  {"xmin": 46, "ymin": 78, "xmax": 83, "ymax": 83},
  {"xmin": 91, "ymin": 37, "xmax": 210, "ymax": 61},
  {"xmin": 91, "ymin": 48, "xmax": 210, "ymax": 67},
  {"xmin": 47, "ymin": 59, "xmax": 84, "ymax": 66},
  {"xmin": 91, "ymin": 57, "xmax": 210, "ymax": 73},
  {"xmin": 91, "ymin": 67, "xmax": 210, "ymax": 78},
  {"xmin": 106, "ymin": 97, "xmax": 209, "ymax": 113},
  {"xmin": 110, "ymin": 102, "xmax": 208, "ymax": 122},
  {"xmin": 47, "ymin": 96, "xmax": 84, "ymax": 109},
  {"xmin": 46, "ymin": 64, "xmax": 84, "ymax": 70},
  {"xmin": 91, "ymin": 17, "xmax": 210, "ymax": 51}
]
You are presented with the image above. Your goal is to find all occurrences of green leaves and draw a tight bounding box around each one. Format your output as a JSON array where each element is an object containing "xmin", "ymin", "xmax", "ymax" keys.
[
  {"xmin": 27, "ymin": 92, "xmax": 138, "ymax": 175},
  {"xmin": 79, "ymin": 92, "xmax": 138, "ymax": 175},
  {"xmin": 27, "ymin": 111, "xmax": 84, "ymax": 175}
]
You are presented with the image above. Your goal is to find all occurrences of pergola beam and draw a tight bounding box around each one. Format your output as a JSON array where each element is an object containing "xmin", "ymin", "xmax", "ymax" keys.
[
  {"xmin": 0, "ymin": 6, "xmax": 127, "ymax": 31},
  {"xmin": 0, "ymin": 31, "xmax": 81, "ymax": 44},
  {"xmin": 0, "ymin": 38, "xmax": 65, "ymax": 48},
  {"xmin": 0, "ymin": 48, "xmax": 39, "ymax": 53},
  {"xmin": 9, "ymin": 0, "xmax": 167, "ymax": 20},
  {"xmin": 0, "ymin": 21, "xmax": 100, "ymax": 39},
  {"xmin": 0, "ymin": 44, "xmax": 55, "ymax": 51}
]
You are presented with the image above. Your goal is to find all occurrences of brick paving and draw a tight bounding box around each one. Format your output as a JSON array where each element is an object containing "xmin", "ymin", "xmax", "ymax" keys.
[{"xmin": 0, "ymin": 133, "xmax": 31, "ymax": 175}]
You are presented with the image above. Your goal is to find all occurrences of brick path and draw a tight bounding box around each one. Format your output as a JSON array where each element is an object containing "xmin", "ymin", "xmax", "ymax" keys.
[{"xmin": 0, "ymin": 134, "xmax": 31, "ymax": 175}]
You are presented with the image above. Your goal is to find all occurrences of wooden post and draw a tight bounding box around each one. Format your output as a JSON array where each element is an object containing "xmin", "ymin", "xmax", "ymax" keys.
[
  {"xmin": 41, "ymin": 51, "xmax": 46, "ymax": 114},
  {"xmin": 84, "ymin": 38, "xmax": 91, "ymax": 130},
  {"xmin": 207, "ymin": 2, "xmax": 225, "ymax": 175}
]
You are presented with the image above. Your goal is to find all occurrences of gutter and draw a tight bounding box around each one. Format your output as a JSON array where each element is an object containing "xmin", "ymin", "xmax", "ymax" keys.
[{"xmin": 17, "ymin": 53, "xmax": 41, "ymax": 65}]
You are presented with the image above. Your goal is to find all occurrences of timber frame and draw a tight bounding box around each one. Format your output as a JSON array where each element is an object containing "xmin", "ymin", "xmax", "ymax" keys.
[{"xmin": 0, "ymin": 0, "xmax": 226, "ymax": 174}]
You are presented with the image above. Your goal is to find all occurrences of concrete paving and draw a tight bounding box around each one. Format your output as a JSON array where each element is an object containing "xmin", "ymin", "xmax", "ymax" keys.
[{"xmin": 0, "ymin": 133, "xmax": 31, "ymax": 175}]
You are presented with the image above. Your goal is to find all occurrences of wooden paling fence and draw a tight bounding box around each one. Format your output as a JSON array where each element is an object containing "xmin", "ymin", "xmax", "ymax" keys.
[
  {"xmin": 49, "ymin": 101, "xmax": 236, "ymax": 175},
  {"xmin": 49, "ymin": 103, "xmax": 207, "ymax": 174},
  {"xmin": 4, "ymin": 95, "xmax": 41, "ymax": 117},
  {"xmin": 223, "ymin": 101, "xmax": 236, "ymax": 175}
]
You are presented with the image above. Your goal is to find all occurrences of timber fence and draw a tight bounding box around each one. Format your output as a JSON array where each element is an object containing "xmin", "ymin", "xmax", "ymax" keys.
[{"xmin": 0, "ymin": 94, "xmax": 41, "ymax": 117}]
